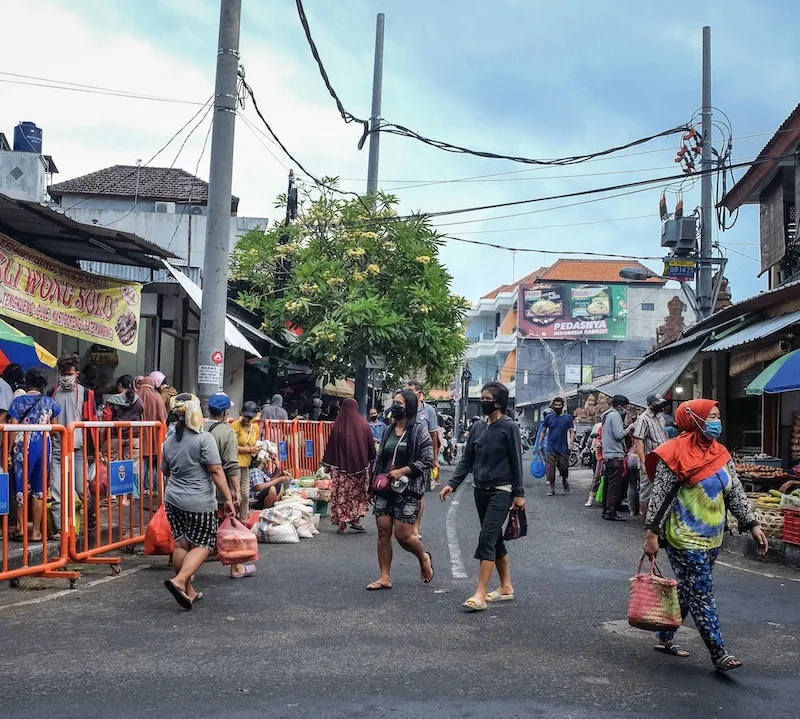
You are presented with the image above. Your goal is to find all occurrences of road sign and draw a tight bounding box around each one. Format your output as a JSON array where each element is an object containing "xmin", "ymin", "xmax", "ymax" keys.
[
  {"xmin": 109, "ymin": 460, "xmax": 135, "ymax": 497},
  {"xmin": 211, "ymin": 349, "xmax": 224, "ymax": 365},
  {"xmin": 664, "ymin": 259, "xmax": 695, "ymax": 282},
  {"xmin": 279, "ymin": 441, "xmax": 288, "ymax": 462},
  {"xmin": 305, "ymin": 439, "xmax": 314, "ymax": 458}
]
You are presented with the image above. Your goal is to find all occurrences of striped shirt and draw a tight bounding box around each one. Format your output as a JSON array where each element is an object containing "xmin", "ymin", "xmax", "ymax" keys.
[{"xmin": 632, "ymin": 408, "xmax": 668, "ymax": 455}]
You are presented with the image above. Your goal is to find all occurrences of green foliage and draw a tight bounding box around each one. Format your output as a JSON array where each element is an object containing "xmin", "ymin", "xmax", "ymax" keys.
[{"xmin": 230, "ymin": 184, "xmax": 468, "ymax": 386}]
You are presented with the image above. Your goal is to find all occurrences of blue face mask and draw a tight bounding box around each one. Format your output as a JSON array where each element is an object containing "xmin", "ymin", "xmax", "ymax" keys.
[{"xmin": 703, "ymin": 419, "xmax": 722, "ymax": 439}]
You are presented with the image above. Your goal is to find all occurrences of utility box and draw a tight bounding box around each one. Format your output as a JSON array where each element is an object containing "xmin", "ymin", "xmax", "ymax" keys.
[{"xmin": 661, "ymin": 217, "xmax": 697, "ymax": 254}]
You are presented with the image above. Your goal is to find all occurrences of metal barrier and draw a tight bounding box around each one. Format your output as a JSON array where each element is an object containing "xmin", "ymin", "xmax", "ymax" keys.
[
  {"xmin": 262, "ymin": 419, "xmax": 334, "ymax": 477},
  {"xmin": 0, "ymin": 424, "xmax": 79, "ymax": 586},
  {"xmin": 66, "ymin": 421, "xmax": 166, "ymax": 570}
]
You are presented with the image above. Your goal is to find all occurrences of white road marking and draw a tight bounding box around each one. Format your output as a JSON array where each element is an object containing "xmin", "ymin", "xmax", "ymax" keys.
[
  {"xmin": 0, "ymin": 564, "xmax": 150, "ymax": 611},
  {"xmin": 446, "ymin": 489, "xmax": 468, "ymax": 579},
  {"xmin": 716, "ymin": 560, "xmax": 800, "ymax": 583}
]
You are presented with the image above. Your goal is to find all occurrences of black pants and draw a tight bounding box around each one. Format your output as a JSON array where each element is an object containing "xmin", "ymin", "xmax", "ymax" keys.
[
  {"xmin": 603, "ymin": 458, "xmax": 624, "ymax": 515},
  {"xmin": 474, "ymin": 487, "xmax": 512, "ymax": 562}
]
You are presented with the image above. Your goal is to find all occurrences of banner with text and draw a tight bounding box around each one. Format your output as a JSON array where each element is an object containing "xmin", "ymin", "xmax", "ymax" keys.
[
  {"xmin": 518, "ymin": 283, "xmax": 628, "ymax": 340},
  {"xmin": 0, "ymin": 233, "xmax": 142, "ymax": 352}
]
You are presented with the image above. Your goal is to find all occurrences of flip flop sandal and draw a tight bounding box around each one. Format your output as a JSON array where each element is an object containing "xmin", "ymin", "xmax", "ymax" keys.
[
  {"xmin": 422, "ymin": 552, "xmax": 434, "ymax": 583},
  {"xmin": 714, "ymin": 654, "xmax": 743, "ymax": 673},
  {"xmin": 349, "ymin": 524, "xmax": 366, "ymax": 532},
  {"xmin": 230, "ymin": 564, "xmax": 256, "ymax": 579},
  {"xmin": 164, "ymin": 580, "xmax": 192, "ymax": 610},
  {"xmin": 191, "ymin": 592, "xmax": 204, "ymax": 604},
  {"xmin": 366, "ymin": 582, "xmax": 392, "ymax": 591},
  {"xmin": 654, "ymin": 643, "xmax": 690, "ymax": 657},
  {"xmin": 462, "ymin": 598, "xmax": 488, "ymax": 612},
  {"xmin": 486, "ymin": 590, "xmax": 515, "ymax": 602}
]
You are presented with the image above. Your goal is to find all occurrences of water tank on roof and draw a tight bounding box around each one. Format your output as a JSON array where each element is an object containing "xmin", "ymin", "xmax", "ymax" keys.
[{"xmin": 13, "ymin": 122, "xmax": 42, "ymax": 154}]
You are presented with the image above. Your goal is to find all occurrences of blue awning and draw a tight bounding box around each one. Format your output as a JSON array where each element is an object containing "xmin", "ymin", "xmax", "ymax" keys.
[{"xmin": 704, "ymin": 311, "xmax": 800, "ymax": 352}]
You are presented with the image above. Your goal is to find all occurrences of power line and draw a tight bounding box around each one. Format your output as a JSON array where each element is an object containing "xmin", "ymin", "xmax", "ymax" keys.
[
  {"xmin": 438, "ymin": 213, "xmax": 654, "ymax": 236},
  {"xmin": 444, "ymin": 234, "xmax": 664, "ymax": 259},
  {"xmin": 236, "ymin": 110, "xmax": 290, "ymax": 171}
]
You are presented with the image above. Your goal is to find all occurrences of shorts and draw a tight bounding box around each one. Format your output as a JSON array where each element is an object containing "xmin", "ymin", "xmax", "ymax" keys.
[
  {"xmin": 164, "ymin": 501, "xmax": 219, "ymax": 550},
  {"xmin": 372, "ymin": 493, "xmax": 421, "ymax": 524},
  {"xmin": 638, "ymin": 471, "xmax": 653, "ymax": 502}
]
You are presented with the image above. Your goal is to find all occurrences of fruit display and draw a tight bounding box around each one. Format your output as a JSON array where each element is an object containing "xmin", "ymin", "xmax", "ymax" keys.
[
  {"xmin": 734, "ymin": 461, "xmax": 791, "ymax": 481},
  {"xmin": 752, "ymin": 488, "xmax": 800, "ymax": 510}
]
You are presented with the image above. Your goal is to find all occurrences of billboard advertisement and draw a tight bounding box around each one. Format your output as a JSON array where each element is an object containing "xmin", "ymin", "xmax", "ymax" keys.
[{"xmin": 518, "ymin": 283, "xmax": 628, "ymax": 340}]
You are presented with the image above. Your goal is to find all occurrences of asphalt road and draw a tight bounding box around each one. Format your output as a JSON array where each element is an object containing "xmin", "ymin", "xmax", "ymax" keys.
[{"xmin": 1, "ymin": 464, "xmax": 798, "ymax": 719}]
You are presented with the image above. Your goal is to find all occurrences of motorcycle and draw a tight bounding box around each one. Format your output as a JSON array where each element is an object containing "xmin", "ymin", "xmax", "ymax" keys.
[{"xmin": 442, "ymin": 429, "xmax": 458, "ymax": 465}]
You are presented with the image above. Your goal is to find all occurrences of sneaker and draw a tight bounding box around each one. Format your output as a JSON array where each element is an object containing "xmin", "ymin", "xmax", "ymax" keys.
[
  {"xmin": 603, "ymin": 512, "xmax": 626, "ymax": 522},
  {"xmin": 546, "ymin": 490, "xmax": 555, "ymax": 496},
  {"xmin": 563, "ymin": 480, "xmax": 571, "ymax": 493},
  {"xmin": 584, "ymin": 499, "xmax": 593, "ymax": 507}
]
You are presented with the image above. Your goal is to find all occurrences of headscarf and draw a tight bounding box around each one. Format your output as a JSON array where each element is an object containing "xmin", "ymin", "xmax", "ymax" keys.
[
  {"xmin": 134, "ymin": 376, "xmax": 168, "ymax": 423},
  {"xmin": 170, "ymin": 393, "xmax": 204, "ymax": 434},
  {"xmin": 321, "ymin": 397, "xmax": 376, "ymax": 474},
  {"xmin": 648, "ymin": 399, "xmax": 730, "ymax": 486},
  {"xmin": 149, "ymin": 370, "xmax": 166, "ymax": 388},
  {"xmin": 262, "ymin": 393, "xmax": 288, "ymax": 421}
]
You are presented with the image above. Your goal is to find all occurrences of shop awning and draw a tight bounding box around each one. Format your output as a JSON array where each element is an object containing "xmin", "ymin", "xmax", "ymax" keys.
[
  {"xmin": 746, "ymin": 348, "xmax": 800, "ymax": 395},
  {"xmin": 704, "ymin": 311, "xmax": 800, "ymax": 352},
  {"xmin": 227, "ymin": 314, "xmax": 283, "ymax": 348},
  {"xmin": 593, "ymin": 339, "xmax": 704, "ymax": 408},
  {"xmin": 163, "ymin": 261, "xmax": 262, "ymax": 358}
]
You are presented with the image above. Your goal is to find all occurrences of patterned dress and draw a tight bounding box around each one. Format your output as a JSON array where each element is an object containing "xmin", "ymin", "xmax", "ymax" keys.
[
  {"xmin": 646, "ymin": 459, "xmax": 758, "ymax": 661},
  {"xmin": 329, "ymin": 467, "xmax": 370, "ymax": 529}
]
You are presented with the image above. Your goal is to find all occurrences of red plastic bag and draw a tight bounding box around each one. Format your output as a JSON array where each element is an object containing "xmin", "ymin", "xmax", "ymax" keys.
[
  {"xmin": 216, "ymin": 516, "xmax": 259, "ymax": 566},
  {"xmin": 144, "ymin": 505, "xmax": 174, "ymax": 555},
  {"xmin": 88, "ymin": 461, "xmax": 108, "ymax": 497},
  {"xmin": 243, "ymin": 510, "xmax": 261, "ymax": 529}
]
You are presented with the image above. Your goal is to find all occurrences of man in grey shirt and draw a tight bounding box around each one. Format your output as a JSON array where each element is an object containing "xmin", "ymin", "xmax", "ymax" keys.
[{"xmin": 600, "ymin": 395, "xmax": 631, "ymax": 522}]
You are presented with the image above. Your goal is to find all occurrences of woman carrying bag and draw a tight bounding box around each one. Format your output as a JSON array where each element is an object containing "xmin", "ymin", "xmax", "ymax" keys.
[
  {"xmin": 367, "ymin": 389, "xmax": 434, "ymax": 591},
  {"xmin": 440, "ymin": 381, "xmax": 525, "ymax": 612},
  {"xmin": 643, "ymin": 398, "xmax": 768, "ymax": 672}
]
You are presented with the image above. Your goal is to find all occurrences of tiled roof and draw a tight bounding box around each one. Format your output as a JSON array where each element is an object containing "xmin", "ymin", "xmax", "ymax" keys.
[
  {"xmin": 538, "ymin": 259, "xmax": 662, "ymax": 284},
  {"xmin": 481, "ymin": 267, "xmax": 545, "ymax": 299},
  {"xmin": 48, "ymin": 165, "xmax": 239, "ymax": 210}
]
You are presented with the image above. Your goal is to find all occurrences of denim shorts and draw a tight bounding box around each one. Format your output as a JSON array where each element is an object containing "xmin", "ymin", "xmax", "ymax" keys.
[{"xmin": 372, "ymin": 493, "xmax": 421, "ymax": 524}]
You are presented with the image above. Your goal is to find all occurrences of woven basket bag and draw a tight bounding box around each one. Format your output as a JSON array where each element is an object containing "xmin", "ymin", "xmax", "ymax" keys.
[{"xmin": 628, "ymin": 554, "xmax": 682, "ymax": 632}]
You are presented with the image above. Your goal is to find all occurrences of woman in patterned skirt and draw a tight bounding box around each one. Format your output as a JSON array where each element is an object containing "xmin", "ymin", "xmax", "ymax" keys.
[
  {"xmin": 322, "ymin": 398, "xmax": 376, "ymax": 534},
  {"xmin": 643, "ymin": 399, "xmax": 768, "ymax": 673},
  {"xmin": 162, "ymin": 394, "xmax": 235, "ymax": 610}
]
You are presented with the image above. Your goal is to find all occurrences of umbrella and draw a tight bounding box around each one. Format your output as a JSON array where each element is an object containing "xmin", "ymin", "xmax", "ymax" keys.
[
  {"xmin": 745, "ymin": 348, "xmax": 800, "ymax": 395},
  {"xmin": 0, "ymin": 317, "xmax": 57, "ymax": 372}
]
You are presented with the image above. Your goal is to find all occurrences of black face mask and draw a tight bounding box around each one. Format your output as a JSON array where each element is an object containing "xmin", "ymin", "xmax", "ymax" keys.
[
  {"xmin": 390, "ymin": 403, "xmax": 405, "ymax": 419},
  {"xmin": 481, "ymin": 400, "xmax": 497, "ymax": 416},
  {"xmin": 552, "ymin": 406, "xmax": 563, "ymax": 415},
  {"xmin": 369, "ymin": 415, "xmax": 378, "ymax": 421}
]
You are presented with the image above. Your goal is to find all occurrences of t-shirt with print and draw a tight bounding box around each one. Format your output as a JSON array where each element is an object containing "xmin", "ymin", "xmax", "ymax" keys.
[
  {"xmin": 162, "ymin": 431, "xmax": 222, "ymax": 513},
  {"xmin": 542, "ymin": 412, "xmax": 574, "ymax": 455},
  {"xmin": 8, "ymin": 394, "xmax": 61, "ymax": 450},
  {"xmin": 417, "ymin": 403, "xmax": 438, "ymax": 432}
]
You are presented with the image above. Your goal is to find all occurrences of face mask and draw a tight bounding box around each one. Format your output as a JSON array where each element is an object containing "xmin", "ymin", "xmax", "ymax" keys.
[
  {"xmin": 390, "ymin": 403, "xmax": 405, "ymax": 419},
  {"xmin": 618, "ymin": 408, "xmax": 627, "ymax": 418},
  {"xmin": 59, "ymin": 374, "xmax": 77, "ymax": 391},
  {"xmin": 552, "ymin": 406, "xmax": 563, "ymax": 415},
  {"xmin": 369, "ymin": 415, "xmax": 378, "ymax": 422},
  {"xmin": 481, "ymin": 400, "xmax": 497, "ymax": 416},
  {"xmin": 703, "ymin": 419, "xmax": 722, "ymax": 439}
]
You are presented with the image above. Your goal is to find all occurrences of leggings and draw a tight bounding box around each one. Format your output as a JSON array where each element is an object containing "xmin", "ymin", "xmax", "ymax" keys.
[{"xmin": 657, "ymin": 545, "xmax": 725, "ymax": 661}]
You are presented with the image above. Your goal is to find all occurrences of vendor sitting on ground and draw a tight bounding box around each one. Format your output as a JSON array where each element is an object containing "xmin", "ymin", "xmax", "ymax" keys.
[{"xmin": 250, "ymin": 442, "xmax": 293, "ymax": 509}]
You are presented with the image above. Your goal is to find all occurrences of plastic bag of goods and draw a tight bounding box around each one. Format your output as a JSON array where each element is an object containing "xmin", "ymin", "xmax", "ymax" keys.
[
  {"xmin": 216, "ymin": 517, "xmax": 259, "ymax": 565},
  {"xmin": 253, "ymin": 517, "xmax": 300, "ymax": 544}
]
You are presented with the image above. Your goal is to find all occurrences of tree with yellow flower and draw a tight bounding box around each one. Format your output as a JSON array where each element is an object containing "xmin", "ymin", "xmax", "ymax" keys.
[{"xmin": 231, "ymin": 183, "xmax": 469, "ymax": 388}]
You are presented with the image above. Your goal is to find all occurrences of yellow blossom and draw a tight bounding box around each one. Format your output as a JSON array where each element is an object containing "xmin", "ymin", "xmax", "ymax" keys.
[
  {"xmin": 347, "ymin": 247, "xmax": 366, "ymax": 258},
  {"xmin": 416, "ymin": 255, "xmax": 431, "ymax": 264},
  {"xmin": 326, "ymin": 277, "xmax": 345, "ymax": 286},
  {"xmin": 361, "ymin": 231, "xmax": 378, "ymax": 240},
  {"xmin": 366, "ymin": 264, "xmax": 380, "ymax": 275},
  {"xmin": 419, "ymin": 305, "xmax": 431, "ymax": 314},
  {"xmin": 327, "ymin": 333, "xmax": 336, "ymax": 341},
  {"xmin": 353, "ymin": 271, "xmax": 365, "ymax": 282}
]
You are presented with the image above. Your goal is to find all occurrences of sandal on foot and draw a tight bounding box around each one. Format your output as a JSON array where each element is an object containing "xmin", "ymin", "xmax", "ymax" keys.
[
  {"xmin": 164, "ymin": 580, "xmax": 192, "ymax": 610},
  {"xmin": 349, "ymin": 523, "xmax": 366, "ymax": 532},
  {"xmin": 714, "ymin": 654, "xmax": 743, "ymax": 673},
  {"xmin": 190, "ymin": 592, "xmax": 204, "ymax": 604},
  {"xmin": 654, "ymin": 642, "xmax": 690, "ymax": 657},
  {"xmin": 366, "ymin": 581, "xmax": 392, "ymax": 591},
  {"xmin": 486, "ymin": 590, "xmax": 515, "ymax": 602},
  {"xmin": 230, "ymin": 564, "xmax": 256, "ymax": 579},
  {"xmin": 422, "ymin": 552, "xmax": 434, "ymax": 583},
  {"xmin": 462, "ymin": 597, "xmax": 488, "ymax": 612}
]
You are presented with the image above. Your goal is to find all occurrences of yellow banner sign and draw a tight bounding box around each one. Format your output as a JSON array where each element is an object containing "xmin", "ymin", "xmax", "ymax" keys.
[{"xmin": 0, "ymin": 233, "xmax": 142, "ymax": 353}]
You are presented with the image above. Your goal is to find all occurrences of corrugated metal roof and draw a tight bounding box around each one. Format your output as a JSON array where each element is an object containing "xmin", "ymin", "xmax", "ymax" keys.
[
  {"xmin": 81, "ymin": 262, "xmax": 203, "ymax": 285},
  {"xmin": 703, "ymin": 311, "xmax": 800, "ymax": 352},
  {"xmin": 163, "ymin": 261, "xmax": 261, "ymax": 358}
]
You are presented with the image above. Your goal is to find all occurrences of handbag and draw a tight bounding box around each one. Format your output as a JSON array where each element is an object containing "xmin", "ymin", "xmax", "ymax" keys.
[
  {"xmin": 628, "ymin": 554, "xmax": 681, "ymax": 632},
  {"xmin": 504, "ymin": 506, "xmax": 528, "ymax": 540},
  {"xmin": 372, "ymin": 430, "xmax": 407, "ymax": 493}
]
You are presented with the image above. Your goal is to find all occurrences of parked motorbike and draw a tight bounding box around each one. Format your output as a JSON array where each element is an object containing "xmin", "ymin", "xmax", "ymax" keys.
[{"xmin": 442, "ymin": 429, "xmax": 458, "ymax": 464}]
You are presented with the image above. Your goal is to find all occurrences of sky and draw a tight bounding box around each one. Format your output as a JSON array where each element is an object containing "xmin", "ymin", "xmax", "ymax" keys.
[{"xmin": 1, "ymin": 0, "xmax": 797, "ymax": 304}]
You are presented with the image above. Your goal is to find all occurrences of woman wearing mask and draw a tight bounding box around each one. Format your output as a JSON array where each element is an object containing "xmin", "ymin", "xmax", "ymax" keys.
[
  {"xmin": 102, "ymin": 375, "xmax": 144, "ymax": 505},
  {"xmin": 367, "ymin": 390, "xmax": 434, "ymax": 590},
  {"xmin": 134, "ymin": 376, "xmax": 168, "ymax": 497},
  {"xmin": 644, "ymin": 399, "xmax": 768, "ymax": 673},
  {"xmin": 440, "ymin": 382, "xmax": 524, "ymax": 612},
  {"xmin": 231, "ymin": 401, "xmax": 261, "ymax": 521},
  {"xmin": 322, "ymin": 397, "xmax": 376, "ymax": 534},
  {"xmin": 162, "ymin": 393, "xmax": 235, "ymax": 609}
]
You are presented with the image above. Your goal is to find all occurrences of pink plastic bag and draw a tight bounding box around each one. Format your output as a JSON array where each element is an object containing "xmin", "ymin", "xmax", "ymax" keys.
[{"xmin": 216, "ymin": 516, "xmax": 259, "ymax": 566}]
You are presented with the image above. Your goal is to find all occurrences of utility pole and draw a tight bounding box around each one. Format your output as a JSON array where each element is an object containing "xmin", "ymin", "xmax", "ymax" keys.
[
  {"xmin": 697, "ymin": 26, "xmax": 714, "ymax": 319},
  {"xmin": 354, "ymin": 12, "xmax": 385, "ymax": 413},
  {"xmin": 197, "ymin": 0, "xmax": 241, "ymax": 406}
]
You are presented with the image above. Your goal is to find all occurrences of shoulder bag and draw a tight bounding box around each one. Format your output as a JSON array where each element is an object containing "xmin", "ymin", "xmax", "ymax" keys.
[{"xmin": 372, "ymin": 430, "xmax": 407, "ymax": 493}]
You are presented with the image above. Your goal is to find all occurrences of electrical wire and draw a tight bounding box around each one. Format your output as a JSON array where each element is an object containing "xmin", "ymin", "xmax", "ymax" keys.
[
  {"xmin": 437, "ymin": 213, "xmax": 654, "ymax": 236},
  {"xmin": 237, "ymin": 111, "xmax": 290, "ymax": 171},
  {"xmin": 444, "ymin": 234, "xmax": 664, "ymax": 259}
]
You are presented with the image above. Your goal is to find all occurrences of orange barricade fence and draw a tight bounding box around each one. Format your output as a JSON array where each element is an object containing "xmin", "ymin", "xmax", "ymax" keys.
[
  {"xmin": 262, "ymin": 419, "xmax": 334, "ymax": 477},
  {"xmin": 66, "ymin": 421, "xmax": 166, "ymax": 569},
  {"xmin": 0, "ymin": 424, "xmax": 79, "ymax": 586}
]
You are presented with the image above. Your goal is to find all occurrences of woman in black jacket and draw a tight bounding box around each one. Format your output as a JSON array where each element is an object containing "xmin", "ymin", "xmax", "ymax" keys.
[
  {"xmin": 367, "ymin": 389, "xmax": 434, "ymax": 590},
  {"xmin": 441, "ymin": 381, "xmax": 525, "ymax": 611}
]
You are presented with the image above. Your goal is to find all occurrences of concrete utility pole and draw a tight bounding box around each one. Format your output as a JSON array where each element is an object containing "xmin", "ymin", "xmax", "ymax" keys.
[
  {"xmin": 198, "ymin": 0, "xmax": 241, "ymax": 405},
  {"xmin": 697, "ymin": 26, "xmax": 714, "ymax": 319},
  {"xmin": 354, "ymin": 12, "xmax": 385, "ymax": 413}
]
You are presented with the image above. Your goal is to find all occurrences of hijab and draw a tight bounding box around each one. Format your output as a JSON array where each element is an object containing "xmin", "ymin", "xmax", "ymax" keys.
[
  {"xmin": 170, "ymin": 393, "xmax": 204, "ymax": 434},
  {"xmin": 134, "ymin": 376, "xmax": 168, "ymax": 424},
  {"xmin": 149, "ymin": 370, "xmax": 166, "ymax": 388},
  {"xmin": 3, "ymin": 363, "xmax": 25, "ymax": 393},
  {"xmin": 322, "ymin": 397, "xmax": 376, "ymax": 474},
  {"xmin": 262, "ymin": 393, "xmax": 288, "ymax": 421},
  {"xmin": 649, "ymin": 399, "xmax": 731, "ymax": 485}
]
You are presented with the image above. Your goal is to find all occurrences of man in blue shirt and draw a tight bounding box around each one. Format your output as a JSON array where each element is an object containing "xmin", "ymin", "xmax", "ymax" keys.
[
  {"xmin": 368, "ymin": 408, "xmax": 386, "ymax": 442},
  {"xmin": 540, "ymin": 397, "xmax": 575, "ymax": 496}
]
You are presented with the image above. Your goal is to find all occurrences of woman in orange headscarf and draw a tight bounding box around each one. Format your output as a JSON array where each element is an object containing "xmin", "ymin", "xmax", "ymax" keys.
[{"xmin": 643, "ymin": 398, "xmax": 767, "ymax": 673}]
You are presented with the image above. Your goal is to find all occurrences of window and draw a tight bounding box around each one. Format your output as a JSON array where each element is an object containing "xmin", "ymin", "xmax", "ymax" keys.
[
  {"xmin": 597, "ymin": 348, "xmax": 612, "ymax": 357},
  {"xmin": 641, "ymin": 302, "xmax": 655, "ymax": 311},
  {"xmin": 634, "ymin": 348, "xmax": 648, "ymax": 358}
]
